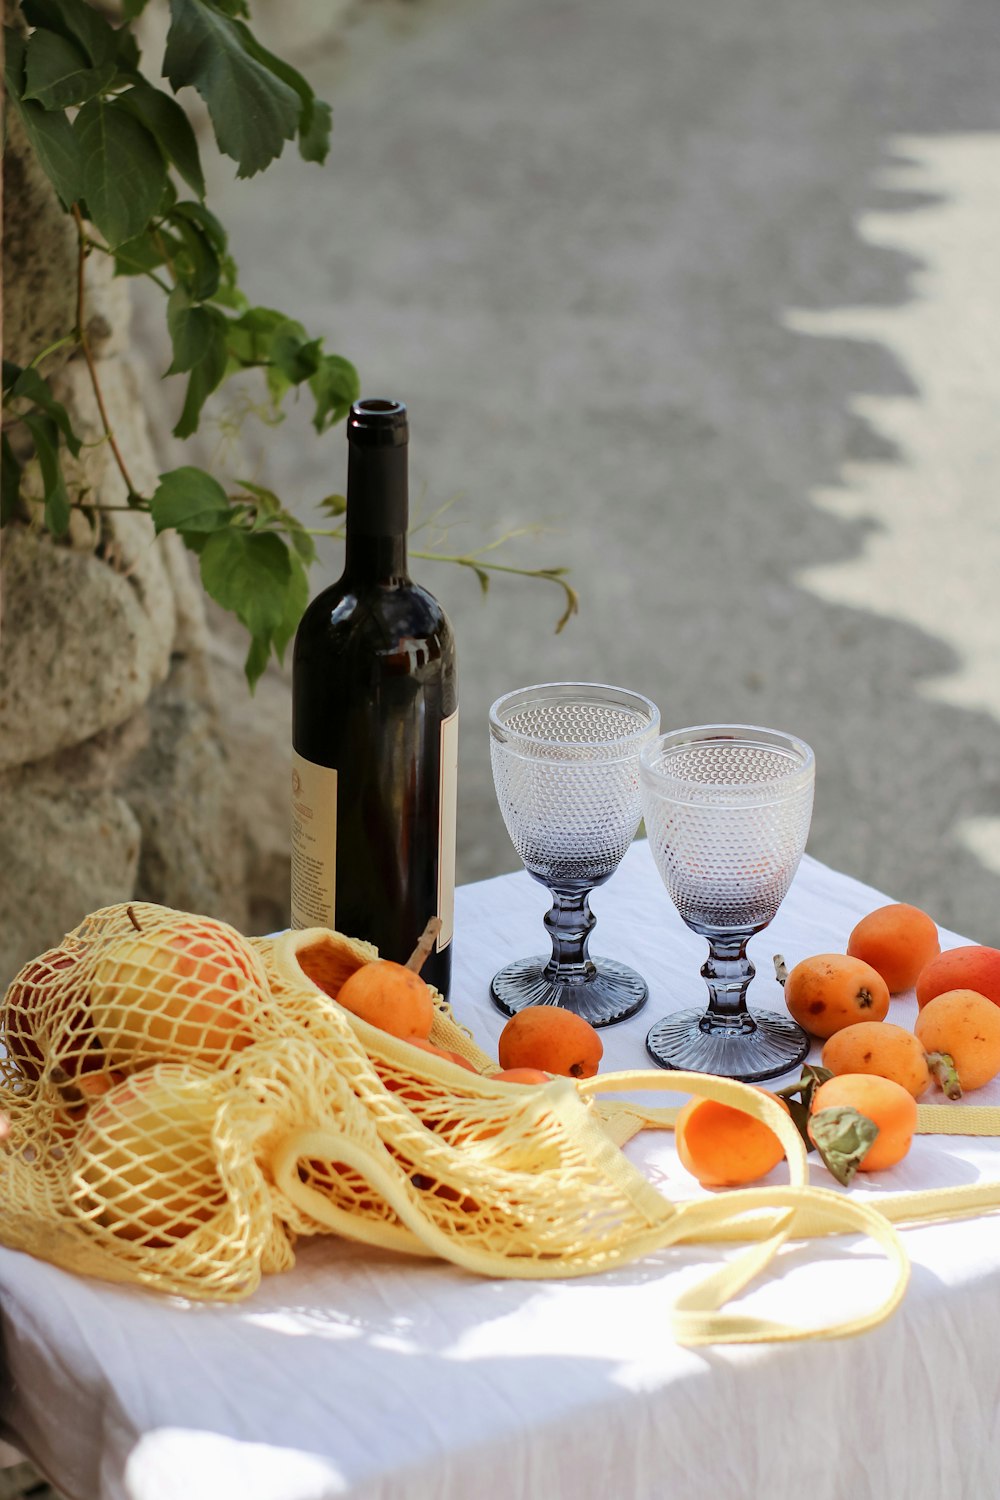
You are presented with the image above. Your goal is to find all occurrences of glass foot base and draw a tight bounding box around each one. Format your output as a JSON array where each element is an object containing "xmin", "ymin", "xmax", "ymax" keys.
[
  {"xmin": 645, "ymin": 1006, "xmax": 810, "ymax": 1083},
  {"xmin": 490, "ymin": 956, "xmax": 648, "ymax": 1028}
]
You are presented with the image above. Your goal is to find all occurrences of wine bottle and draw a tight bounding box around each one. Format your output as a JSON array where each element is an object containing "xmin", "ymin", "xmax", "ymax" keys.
[{"xmin": 290, "ymin": 398, "xmax": 459, "ymax": 997}]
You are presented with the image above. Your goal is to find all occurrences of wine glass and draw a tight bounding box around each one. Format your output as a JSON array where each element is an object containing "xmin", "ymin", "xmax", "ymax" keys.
[
  {"xmin": 488, "ymin": 682, "xmax": 660, "ymax": 1027},
  {"xmin": 640, "ymin": 724, "xmax": 815, "ymax": 1082}
]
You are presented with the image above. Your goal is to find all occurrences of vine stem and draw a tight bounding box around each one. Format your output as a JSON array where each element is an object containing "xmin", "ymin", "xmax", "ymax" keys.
[
  {"xmin": 304, "ymin": 526, "xmax": 579, "ymax": 631},
  {"xmin": 72, "ymin": 205, "xmax": 141, "ymax": 503}
]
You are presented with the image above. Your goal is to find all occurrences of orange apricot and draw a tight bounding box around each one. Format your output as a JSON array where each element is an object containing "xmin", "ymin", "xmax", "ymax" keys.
[
  {"xmin": 847, "ymin": 903, "xmax": 939, "ymax": 993},
  {"xmin": 821, "ymin": 1021, "xmax": 930, "ymax": 1099},
  {"xmin": 490, "ymin": 1067, "xmax": 552, "ymax": 1084},
  {"xmin": 915, "ymin": 946, "xmax": 1000, "ymax": 1011},
  {"xmin": 336, "ymin": 961, "xmax": 435, "ymax": 1040},
  {"xmin": 403, "ymin": 1037, "xmax": 479, "ymax": 1072},
  {"xmin": 914, "ymin": 989, "xmax": 1000, "ymax": 1092},
  {"xmin": 497, "ymin": 1006, "xmax": 603, "ymax": 1079},
  {"xmin": 809, "ymin": 1074, "xmax": 917, "ymax": 1172},
  {"xmin": 674, "ymin": 1090, "xmax": 791, "ymax": 1187},
  {"xmin": 783, "ymin": 953, "xmax": 890, "ymax": 1038}
]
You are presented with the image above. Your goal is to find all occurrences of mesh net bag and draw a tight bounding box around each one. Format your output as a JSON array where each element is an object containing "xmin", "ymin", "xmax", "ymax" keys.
[{"xmin": 2, "ymin": 902, "xmax": 998, "ymax": 1343}]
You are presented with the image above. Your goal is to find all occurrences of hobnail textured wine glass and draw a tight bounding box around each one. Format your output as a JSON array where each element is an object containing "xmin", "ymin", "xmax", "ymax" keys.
[
  {"xmin": 488, "ymin": 682, "xmax": 660, "ymax": 1027},
  {"xmin": 640, "ymin": 724, "xmax": 815, "ymax": 1082}
]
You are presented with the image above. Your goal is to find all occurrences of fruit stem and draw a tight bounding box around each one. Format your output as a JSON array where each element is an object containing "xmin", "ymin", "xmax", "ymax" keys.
[
  {"xmin": 126, "ymin": 905, "xmax": 143, "ymax": 933},
  {"xmin": 773, "ymin": 953, "xmax": 788, "ymax": 987},
  {"xmin": 406, "ymin": 917, "xmax": 442, "ymax": 974},
  {"xmin": 926, "ymin": 1051, "xmax": 963, "ymax": 1101}
]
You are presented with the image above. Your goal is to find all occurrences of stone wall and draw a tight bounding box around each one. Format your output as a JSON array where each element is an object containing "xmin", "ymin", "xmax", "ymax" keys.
[{"xmin": 0, "ymin": 111, "xmax": 268, "ymax": 986}]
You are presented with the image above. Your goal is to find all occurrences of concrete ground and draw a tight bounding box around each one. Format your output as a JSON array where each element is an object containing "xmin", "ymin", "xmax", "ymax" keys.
[{"xmin": 204, "ymin": 0, "xmax": 1000, "ymax": 943}]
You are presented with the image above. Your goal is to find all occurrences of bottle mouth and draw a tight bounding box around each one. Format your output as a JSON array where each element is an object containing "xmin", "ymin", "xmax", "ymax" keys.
[{"xmin": 348, "ymin": 398, "xmax": 408, "ymax": 446}]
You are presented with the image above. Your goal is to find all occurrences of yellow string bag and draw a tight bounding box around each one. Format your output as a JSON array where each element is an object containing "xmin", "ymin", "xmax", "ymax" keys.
[{"xmin": 1, "ymin": 904, "xmax": 998, "ymax": 1345}]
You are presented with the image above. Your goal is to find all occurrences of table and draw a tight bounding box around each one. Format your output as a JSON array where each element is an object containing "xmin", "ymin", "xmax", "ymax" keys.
[{"xmin": 2, "ymin": 843, "xmax": 999, "ymax": 1500}]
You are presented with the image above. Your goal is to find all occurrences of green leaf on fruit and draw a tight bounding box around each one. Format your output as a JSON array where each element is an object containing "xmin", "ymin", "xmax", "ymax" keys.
[{"xmin": 808, "ymin": 1105, "xmax": 879, "ymax": 1188}]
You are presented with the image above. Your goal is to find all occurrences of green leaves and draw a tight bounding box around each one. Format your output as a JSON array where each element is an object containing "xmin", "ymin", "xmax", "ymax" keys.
[
  {"xmin": 2, "ymin": 364, "xmax": 82, "ymax": 536},
  {"xmin": 74, "ymin": 97, "xmax": 167, "ymax": 249},
  {"xmin": 22, "ymin": 413, "xmax": 71, "ymax": 536},
  {"xmin": 163, "ymin": 0, "xmax": 331, "ymax": 176},
  {"xmin": 115, "ymin": 79, "xmax": 206, "ymax": 200},
  {"xmin": 151, "ymin": 468, "xmax": 310, "ymax": 685},
  {"xmin": 807, "ymin": 1107, "xmax": 880, "ymax": 1188},
  {"xmin": 151, "ymin": 467, "xmax": 231, "ymax": 534},
  {"xmin": 22, "ymin": 29, "xmax": 115, "ymax": 110},
  {"xmin": 164, "ymin": 0, "xmax": 299, "ymax": 178}
]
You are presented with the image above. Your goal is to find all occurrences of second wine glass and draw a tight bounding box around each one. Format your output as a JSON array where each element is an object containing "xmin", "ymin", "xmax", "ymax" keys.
[
  {"xmin": 640, "ymin": 724, "xmax": 815, "ymax": 1081},
  {"xmin": 488, "ymin": 682, "xmax": 660, "ymax": 1027}
]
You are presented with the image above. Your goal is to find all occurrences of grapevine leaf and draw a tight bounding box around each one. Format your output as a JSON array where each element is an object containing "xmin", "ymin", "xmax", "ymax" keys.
[
  {"xmin": 227, "ymin": 306, "xmax": 305, "ymax": 366},
  {"xmin": 272, "ymin": 549, "xmax": 309, "ymax": 662},
  {"xmin": 112, "ymin": 229, "xmax": 169, "ymax": 278},
  {"xmin": 472, "ymin": 566, "xmax": 490, "ymax": 597},
  {"xmin": 21, "ymin": 0, "xmax": 118, "ymax": 67},
  {"xmin": 318, "ymin": 493, "xmax": 347, "ymax": 518},
  {"xmin": 74, "ymin": 97, "xmax": 167, "ymax": 248},
  {"xmin": 228, "ymin": 16, "xmax": 331, "ymax": 164},
  {"xmin": 6, "ymin": 366, "xmax": 82, "ymax": 456},
  {"xmin": 298, "ymin": 98, "xmax": 332, "ymax": 165},
  {"xmin": 6, "ymin": 83, "xmax": 83, "ymax": 208},
  {"xmin": 23, "ymin": 411, "xmax": 70, "ymax": 536},
  {"xmin": 236, "ymin": 478, "xmax": 281, "ymax": 523},
  {"xmin": 2, "ymin": 436, "xmax": 22, "ymax": 525},
  {"xmin": 3, "ymin": 23, "xmax": 26, "ymax": 89},
  {"xmin": 22, "ymin": 29, "xmax": 115, "ymax": 110},
  {"xmin": 170, "ymin": 200, "xmax": 227, "ymax": 254},
  {"xmin": 163, "ymin": 0, "xmax": 300, "ymax": 178},
  {"xmin": 198, "ymin": 528, "xmax": 292, "ymax": 640},
  {"xmin": 151, "ymin": 466, "xmax": 231, "ymax": 535},
  {"xmin": 172, "ymin": 315, "xmax": 229, "ymax": 438},
  {"xmin": 238, "ymin": 480, "xmax": 318, "ymax": 564},
  {"xmin": 309, "ymin": 354, "xmax": 361, "ymax": 432},
  {"xmin": 284, "ymin": 516, "xmax": 317, "ymax": 566},
  {"xmin": 243, "ymin": 632, "xmax": 270, "ymax": 691},
  {"xmin": 166, "ymin": 210, "xmax": 220, "ymax": 300},
  {"xmin": 270, "ymin": 331, "xmax": 322, "ymax": 384},
  {"xmin": 115, "ymin": 79, "xmax": 205, "ymax": 199}
]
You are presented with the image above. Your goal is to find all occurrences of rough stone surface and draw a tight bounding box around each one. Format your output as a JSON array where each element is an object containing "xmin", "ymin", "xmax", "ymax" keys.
[
  {"xmin": 0, "ymin": 526, "xmax": 172, "ymax": 771},
  {"xmin": 122, "ymin": 659, "xmax": 250, "ymax": 934},
  {"xmin": 205, "ymin": 613, "xmax": 293, "ymax": 936},
  {"xmin": 0, "ymin": 786, "xmax": 140, "ymax": 988},
  {"xmin": 1, "ymin": 107, "xmax": 77, "ymax": 374}
]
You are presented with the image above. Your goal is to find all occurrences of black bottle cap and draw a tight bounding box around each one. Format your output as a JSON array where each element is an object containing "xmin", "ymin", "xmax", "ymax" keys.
[{"xmin": 348, "ymin": 398, "xmax": 409, "ymax": 447}]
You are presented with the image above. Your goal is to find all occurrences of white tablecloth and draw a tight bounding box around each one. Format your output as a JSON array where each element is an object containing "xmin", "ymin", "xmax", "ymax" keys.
[{"xmin": 2, "ymin": 844, "xmax": 999, "ymax": 1500}]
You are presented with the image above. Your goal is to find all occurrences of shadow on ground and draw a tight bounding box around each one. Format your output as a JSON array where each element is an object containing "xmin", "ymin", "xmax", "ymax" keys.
[{"xmin": 194, "ymin": 0, "xmax": 1000, "ymax": 941}]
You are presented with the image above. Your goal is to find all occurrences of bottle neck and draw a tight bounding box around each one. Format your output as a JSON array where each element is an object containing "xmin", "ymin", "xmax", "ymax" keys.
[{"xmin": 343, "ymin": 442, "xmax": 410, "ymax": 584}]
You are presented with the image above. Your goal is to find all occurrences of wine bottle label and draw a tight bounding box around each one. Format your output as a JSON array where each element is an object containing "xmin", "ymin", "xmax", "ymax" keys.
[
  {"xmin": 290, "ymin": 751, "xmax": 338, "ymax": 930},
  {"xmin": 437, "ymin": 707, "xmax": 459, "ymax": 951}
]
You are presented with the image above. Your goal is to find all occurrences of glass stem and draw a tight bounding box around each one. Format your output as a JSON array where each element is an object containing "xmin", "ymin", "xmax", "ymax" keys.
[
  {"xmin": 542, "ymin": 886, "xmax": 598, "ymax": 982},
  {"xmin": 700, "ymin": 936, "xmax": 757, "ymax": 1032}
]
